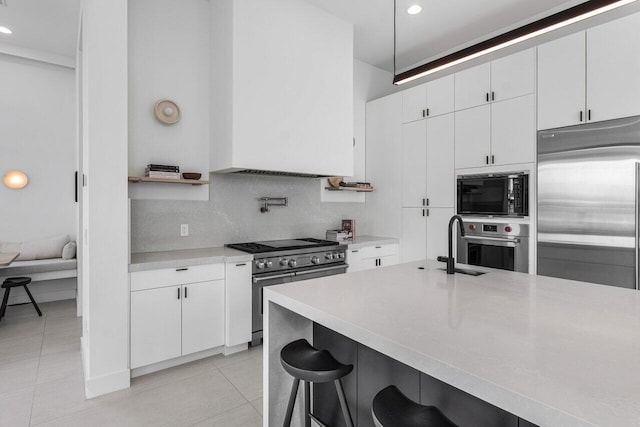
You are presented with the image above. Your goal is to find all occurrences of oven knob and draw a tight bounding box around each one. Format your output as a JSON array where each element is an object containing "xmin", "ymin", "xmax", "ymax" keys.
[
  {"xmin": 469, "ymin": 224, "xmax": 475, "ymax": 231},
  {"xmin": 505, "ymin": 226, "xmax": 512, "ymax": 233},
  {"xmin": 288, "ymin": 259, "xmax": 297, "ymax": 268},
  {"xmin": 255, "ymin": 260, "xmax": 265, "ymax": 269},
  {"xmin": 265, "ymin": 260, "xmax": 273, "ymax": 268},
  {"xmin": 311, "ymin": 256, "xmax": 320, "ymax": 264},
  {"xmin": 280, "ymin": 259, "xmax": 288, "ymax": 267},
  {"xmin": 336, "ymin": 253, "xmax": 345, "ymax": 259},
  {"xmin": 325, "ymin": 253, "xmax": 334, "ymax": 260}
]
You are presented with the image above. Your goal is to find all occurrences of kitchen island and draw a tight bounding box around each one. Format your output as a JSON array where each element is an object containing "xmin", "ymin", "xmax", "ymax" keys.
[{"xmin": 263, "ymin": 260, "xmax": 640, "ymax": 427}]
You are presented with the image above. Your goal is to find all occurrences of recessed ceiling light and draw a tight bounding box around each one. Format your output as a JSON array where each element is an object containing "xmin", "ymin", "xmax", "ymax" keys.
[
  {"xmin": 407, "ymin": 5, "xmax": 423, "ymax": 15},
  {"xmin": 0, "ymin": 26, "xmax": 12, "ymax": 35}
]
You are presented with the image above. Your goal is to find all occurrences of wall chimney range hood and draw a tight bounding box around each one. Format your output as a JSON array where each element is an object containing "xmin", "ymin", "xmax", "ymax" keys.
[{"xmin": 209, "ymin": 0, "xmax": 354, "ymax": 178}]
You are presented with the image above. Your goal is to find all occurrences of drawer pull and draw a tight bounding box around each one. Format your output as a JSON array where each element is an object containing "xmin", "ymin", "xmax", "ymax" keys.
[
  {"xmin": 375, "ymin": 246, "xmax": 382, "ymax": 249},
  {"xmin": 236, "ymin": 263, "xmax": 247, "ymax": 267},
  {"xmin": 176, "ymin": 268, "xmax": 189, "ymax": 272}
]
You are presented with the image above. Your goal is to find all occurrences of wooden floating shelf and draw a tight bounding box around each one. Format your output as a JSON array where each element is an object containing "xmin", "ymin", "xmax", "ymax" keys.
[
  {"xmin": 128, "ymin": 176, "xmax": 211, "ymax": 185},
  {"xmin": 324, "ymin": 186, "xmax": 374, "ymax": 192}
]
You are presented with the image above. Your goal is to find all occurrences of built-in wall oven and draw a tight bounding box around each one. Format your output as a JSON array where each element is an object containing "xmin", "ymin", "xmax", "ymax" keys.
[
  {"xmin": 226, "ymin": 238, "xmax": 347, "ymax": 346},
  {"xmin": 457, "ymin": 222, "xmax": 529, "ymax": 273},
  {"xmin": 457, "ymin": 172, "xmax": 529, "ymax": 217}
]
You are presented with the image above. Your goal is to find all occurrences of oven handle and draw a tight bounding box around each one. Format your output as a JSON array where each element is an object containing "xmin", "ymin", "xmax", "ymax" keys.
[
  {"xmin": 463, "ymin": 235, "xmax": 520, "ymax": 245},
  {"xmin": 253, "ymin": 272, "xmax": 295, "ymax": 283},
  {"xmin": 294, "ymin": 264, "xmax": 347, "ymax": 277}
]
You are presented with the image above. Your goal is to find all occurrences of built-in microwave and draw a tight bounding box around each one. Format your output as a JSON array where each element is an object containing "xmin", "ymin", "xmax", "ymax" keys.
[{"xmin": 457, "ymin": 172, "xmax": 529, "ymax": 217}]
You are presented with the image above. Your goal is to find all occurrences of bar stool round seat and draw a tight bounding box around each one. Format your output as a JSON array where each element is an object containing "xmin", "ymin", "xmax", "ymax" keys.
[
  {"xmin": 281, "ymin": 339, "xmax": 354, "ymax": 427},
  {"xmin": 1, "ymin": 277, "xmax": 42, "ymax": 320},
  {"xmin": 372, "ymin": 385, "xmax": 457, "ymax": 427}
]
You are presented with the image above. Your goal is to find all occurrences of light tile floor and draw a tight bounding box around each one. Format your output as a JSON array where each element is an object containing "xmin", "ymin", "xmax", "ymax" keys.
[{"xmin": 0, "ymin": 299, "xmax": 263, "ymax": 426}]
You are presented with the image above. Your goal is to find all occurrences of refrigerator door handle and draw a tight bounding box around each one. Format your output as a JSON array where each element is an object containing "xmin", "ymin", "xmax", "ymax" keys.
[{"xmin": 634, "ymin": 162, "xmax": 640, "ymax": 290}]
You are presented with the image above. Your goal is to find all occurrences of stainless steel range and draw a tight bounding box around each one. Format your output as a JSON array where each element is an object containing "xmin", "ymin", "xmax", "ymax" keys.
[{"xmin": 226, "ymin": 238, "xmax": 347, "ymax": 345}]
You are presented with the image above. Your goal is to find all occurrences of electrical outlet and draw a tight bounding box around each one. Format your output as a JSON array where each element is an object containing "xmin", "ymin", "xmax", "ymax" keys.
[{"xmin": 180, "ymin": 224, "xmax": 189, "ymax": 237}]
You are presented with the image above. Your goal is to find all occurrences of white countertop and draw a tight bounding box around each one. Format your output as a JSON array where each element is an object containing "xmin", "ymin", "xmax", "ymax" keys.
[
  {"xmin": 343, "ymin": 235, "xmax": 399, "ymax": 250},
  {"xmin": 265, "ymin": 260, "xmax": 640, "ymax": 427},
  {"xmin": 129, "ymin": 247, "xmax": 252, "ymax": 272}
]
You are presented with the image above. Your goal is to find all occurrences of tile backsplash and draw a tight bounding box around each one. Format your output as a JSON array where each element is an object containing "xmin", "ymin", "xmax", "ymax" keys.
[{"xmin": 130, "ymin": 173, "xmax": 368, "ymax": 253}]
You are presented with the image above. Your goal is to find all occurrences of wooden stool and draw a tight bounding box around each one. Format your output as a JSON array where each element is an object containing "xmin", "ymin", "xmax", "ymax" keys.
[
  {"xmin": 372, "ymin": 385, "xmax": 457, "ymax": 427},
  {"xmin": 281, "ymin": 339, "xmax": 354, "ymax": 427},
  {"xmin": 1, "ymin": 277, "xmax": 42, "ymax": 320}
]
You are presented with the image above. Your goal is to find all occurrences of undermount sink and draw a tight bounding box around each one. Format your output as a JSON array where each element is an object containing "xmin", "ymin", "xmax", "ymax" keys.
[{"xmin": 437, "ymin": 267, "xmax": 486, "ymax": 276}]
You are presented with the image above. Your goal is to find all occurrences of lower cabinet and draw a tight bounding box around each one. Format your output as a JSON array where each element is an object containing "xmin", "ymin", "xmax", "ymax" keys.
[
  {"xmin": 313, "ymin": 324, "xmax": 535, "ymax": 427},
  {"xmin": 131, "ymin": 280, "xmax": 225, "ymax": 368},
  {"xmin": 401, "ymin": 207, "xmax": 454, "ymax": 263},
  {"xmin": 347, "ymin": 244, "xmax": 399, "ymax": 273},
  {"xmin": 225, "ymin": 261, "xmax": 252, "ymax": 347}
]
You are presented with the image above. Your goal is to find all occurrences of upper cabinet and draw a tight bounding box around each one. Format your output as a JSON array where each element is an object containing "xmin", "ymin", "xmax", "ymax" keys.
[
  {"xmin": 402, "ymin": 75, "xmax": 454, "ymax": 123},
  {"xmin": 538, "ymin": 12, "xmax": 640, "ymax": 130},
  {"xmin": 455, "ymin": 48, "xmax": 535, "ymax": 111},
  {"xmin": 210, "ymin": 0, "xmax": 354, "ymax": 177}
]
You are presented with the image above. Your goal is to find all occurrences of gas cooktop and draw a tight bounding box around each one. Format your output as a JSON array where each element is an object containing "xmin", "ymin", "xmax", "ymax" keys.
[{"xmin": 226, "ymin": 238, "xmax": 339, "ymax": 254}]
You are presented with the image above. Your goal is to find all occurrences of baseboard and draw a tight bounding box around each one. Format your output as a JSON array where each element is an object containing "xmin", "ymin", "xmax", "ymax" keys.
[
  {"xmin": 224, "ymin": 343, "xmax": 248, "ymax": 356},
  {"xmin": 131, "ymin": 346, "xmax": 225, "ymax": 378},
  {"xmin": 84, "ymin": 368, "xmax": 130, "ymax": 399}
]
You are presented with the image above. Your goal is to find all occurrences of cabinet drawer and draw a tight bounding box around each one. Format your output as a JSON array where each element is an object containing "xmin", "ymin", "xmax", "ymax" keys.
[
  {"xmin": 358, "ymin": 244, "xmax": 398, "ymax": 260},
  {"xmin": 131, "ymin": 263, "xmax": 225, "ymax": 292}
]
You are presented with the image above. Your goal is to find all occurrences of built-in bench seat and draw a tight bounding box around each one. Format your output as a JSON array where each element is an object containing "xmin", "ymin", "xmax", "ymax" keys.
[{"xmin": 0, "ymin": 258, "xmax": 78, "ymax": 281}]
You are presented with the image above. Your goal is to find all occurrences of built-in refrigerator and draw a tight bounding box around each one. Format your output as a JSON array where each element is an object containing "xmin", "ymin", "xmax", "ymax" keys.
[{"xmin": 538, "ymin": 115, "xmax": 640, "ymax": 289}]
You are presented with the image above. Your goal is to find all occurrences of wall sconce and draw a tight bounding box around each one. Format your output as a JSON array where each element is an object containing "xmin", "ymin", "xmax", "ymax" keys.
[{"xmin": 3, "ymin": 170, "xmax": 29, "ymax": 189}]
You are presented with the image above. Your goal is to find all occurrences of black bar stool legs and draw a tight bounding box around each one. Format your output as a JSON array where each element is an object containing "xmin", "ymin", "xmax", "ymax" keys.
[
  {"xmin": 281, "ymin": 339, "xmax": 354, "ymax": 427},
  {"xmin": 0, "ymin": 277, "xmax": 41, "ymax": 320}
]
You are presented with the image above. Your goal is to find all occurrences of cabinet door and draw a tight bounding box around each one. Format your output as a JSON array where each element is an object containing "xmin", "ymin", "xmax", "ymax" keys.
[
  {"xmin": 347, "ymin": 249, "xmax": 364, "ymax": 273},
  {"xmin": 182, "ymin": 280, "xmax": 225, "ymax": 355},
  {"xmin": 377, "ymin": 254, "xmax": 398, "ymax": 268},
  {"xmin": 360, "ymin": 257, "xmax": 380, "ymax": 271},
  {"xmin": 587, "ymin": 12, "xmax": 640, "ymax": 123},
  {"xmin": 402, "ymin": 83, "xmax": 427, "ymax": 123},
  {"xmin": 454, "ymin": 104, "xmax": 491, "ymax": 169},
  {"xmin": 426, "ymin": 74, "xmax": 454, "ymax": 117},
  {"xmin": 455, "ymin": 62, "xmax": 491, "ymax": 111},
  {"xmin": 537, "ymin": 31, "xmax": 586, "ymax": 130},
  {"xmin": 225, "ymin": 262, "xmax": 252, "ymax": 347},
  {"xmin": 426, "ymin": 113, "xmax": 455, "ymax": 207},
  {"xmin": 491, "ymin": 95, "xmax": 536, "ymax": 166},
  {"xmin": 402, "ymin": 120, "xmax": 427, "ymax": 207},
  {"xmin": 131, "ymin": 286, "xmax": 182, "ymax": 368},
  {"xmin": 426, "ymin": 207, "xmax": 454, "ymax": 261},
  {"xmin": 401, "ymin": 208, "xmax": 427, "ymax": 263},
  {"xmin": 491, "ymin": 48, "xmax": 535, "ymax": 102}
]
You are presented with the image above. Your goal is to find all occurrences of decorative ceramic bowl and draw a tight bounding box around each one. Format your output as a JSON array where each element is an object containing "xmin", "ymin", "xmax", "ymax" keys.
[{"xmin": 182, "ymin": 172, "xmax": 202, "ymax": 180}]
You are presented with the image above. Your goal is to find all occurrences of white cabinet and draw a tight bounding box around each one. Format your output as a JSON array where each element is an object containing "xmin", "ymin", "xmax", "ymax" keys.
[
  {"xmin": 131, "ymin": 286, "xmax": 182, "ymax": 368},
  {"xmin": 402, "ymin": 113, "xmax": 455, "ymax": 207},
  {"xmin": 347, "ymin": 244, "xmax": 399, "ymax": 273},
  {"xmin": 455, "ymin": 95, "xmax": 535, "ymax": 169},
  {"xmin": 182, "ymin": 280, "xmax": 225, "ymax": 355},
  {"xmin": 537, "ymin": 32, "xmax": 585, "ymax": 130},
  {"xmin": 587, "ymin": 12, "xmax": 640, "ymax": 124},
  {"xmin": 538, "ymin": 12, "xmax": 640, "ymax": 130},
  {"xmin": 225, "ymin": 262, "xmax": 252, "ymax": 347},
  {"xmin": 210, "ymin": 0, "xmax": 353, "ymax": 177},
  {"xmin": 401, "ymin": 207, "xmax": 454, "ymax": 263},
  {"xmin": 130, "ymin": 264, "xmax": 228, "ymax": 369},
  {"xmin": 455, "ymin": 48, "xmax": 535, "ymax": 111},
  {"xmin": 402, "ymin": 75, "xmax": 454, "ymax": 123},
  {"xmin": 455, "ymin": 105, "xmax": 491, "ymax": 169}
]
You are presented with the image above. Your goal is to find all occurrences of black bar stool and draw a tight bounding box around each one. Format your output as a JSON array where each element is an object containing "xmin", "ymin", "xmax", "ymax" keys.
[
  {"xmin": 0, "ymin": 277, "xmax": 42, "ymax": 320},
  {"xmin": 281, "ymin": 339, "xmax": 354, "ymax": 427},
  {"xmin": 372, "ymin": 385, "xmax": 457, "ymax": 427}
]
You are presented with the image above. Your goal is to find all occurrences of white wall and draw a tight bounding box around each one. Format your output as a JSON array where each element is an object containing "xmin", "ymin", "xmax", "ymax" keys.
[
  {"xmin": 128, "ymin": 0, "xmax": 210, "ymax": 201},
  {"xmin": 0, "ymin": 54, "xmax": 76, "ymax": 242},
  {"xmin": 81, "ymin": 0, "xmax": 130, "ymax": 398},
  {"xmin": 321, "ymin": 59, "xmax": 395, "ymax": 202}
]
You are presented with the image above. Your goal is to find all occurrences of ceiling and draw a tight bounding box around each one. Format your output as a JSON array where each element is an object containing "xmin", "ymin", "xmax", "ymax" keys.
[
  {"xmin": 0, "ymin": 0, "xmax": 81, "ymax": 59},
  {"xmin": 306, "ymin": 0, "xmax": 586, "ymax": 71}
]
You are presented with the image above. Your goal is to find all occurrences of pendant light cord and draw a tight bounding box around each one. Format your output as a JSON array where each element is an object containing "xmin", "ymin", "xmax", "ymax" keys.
[{"xmin": 393, "ymin": 0, "xmax": 397, "ymax": 77}]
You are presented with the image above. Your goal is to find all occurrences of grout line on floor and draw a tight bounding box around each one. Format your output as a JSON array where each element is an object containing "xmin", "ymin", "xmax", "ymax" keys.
[{"xmin": 28, "ymin": 304, "xmax": 47, "ymax": 426}]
